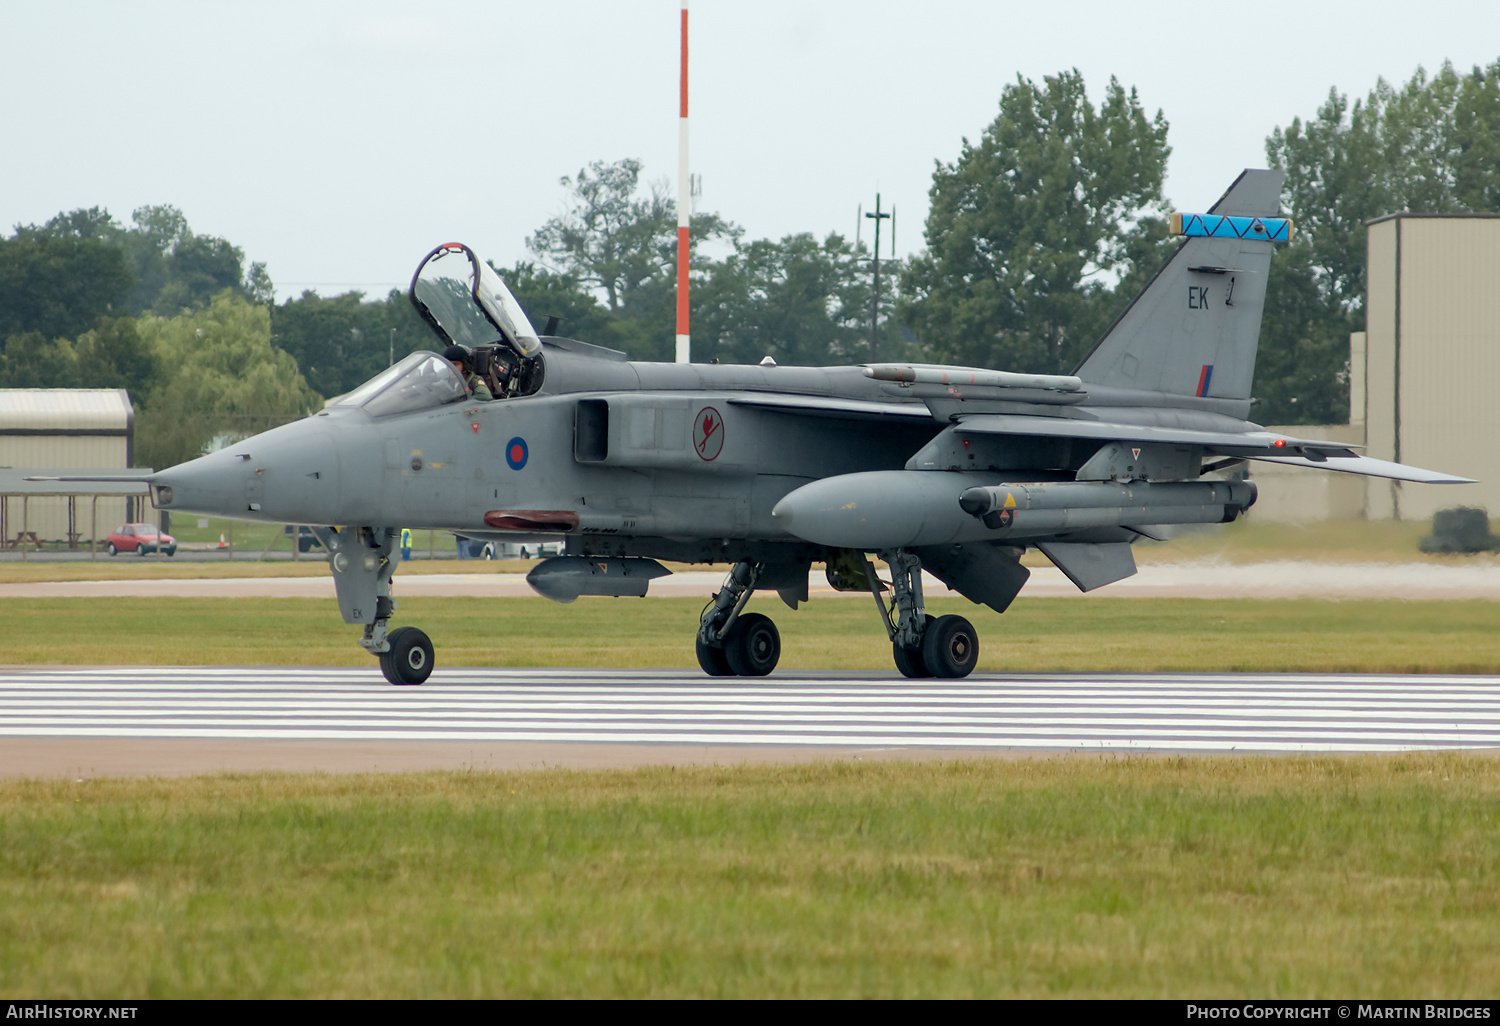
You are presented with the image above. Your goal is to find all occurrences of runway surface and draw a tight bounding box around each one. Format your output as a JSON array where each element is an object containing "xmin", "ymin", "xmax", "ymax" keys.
[{"xmin": 2, "ymin": 667, "xmax": 1499, "ymax": 777}]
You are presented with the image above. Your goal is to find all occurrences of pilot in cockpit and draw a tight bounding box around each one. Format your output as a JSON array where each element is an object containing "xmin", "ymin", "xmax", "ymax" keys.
[{"xmin": 444, "ymin": 345, "xmax": 494, "ymax": 402}]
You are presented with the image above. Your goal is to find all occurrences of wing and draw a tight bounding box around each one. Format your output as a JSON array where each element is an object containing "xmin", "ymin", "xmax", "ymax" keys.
[
  {"xmin": 948, "ymin": 412, "xmax": 1355, "ymax": 459},
  {"xmin": 1250, "ymin": 454, "xmax": 1474, "ymax": 484},
  {"xmin": 947, "ymin": 412, "xmax": 1472, "ymax": 481}
]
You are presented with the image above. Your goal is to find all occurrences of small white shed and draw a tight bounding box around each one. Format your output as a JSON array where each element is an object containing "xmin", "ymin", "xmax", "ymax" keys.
[{"xmin": 0, "ymin": 389, "xmax": 144, "ymax": 546}]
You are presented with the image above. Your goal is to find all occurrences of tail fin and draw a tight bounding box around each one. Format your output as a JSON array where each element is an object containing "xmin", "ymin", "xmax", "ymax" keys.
[{"xmin": 1073, "ymin": 169, "xmax": 1286, "ymax": 401}]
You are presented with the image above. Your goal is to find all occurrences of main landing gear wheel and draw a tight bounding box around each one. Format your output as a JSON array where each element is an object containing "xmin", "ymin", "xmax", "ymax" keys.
[
  {"xmin": 379, "ymin": 626, "xmax": 434, "ymax": 685},
  {"xmin": 695, "ymin": 561, "xmax": 779, "ymax": 678},
  {"xmin": 724, "ymin": 612, "xmax": 781, "ymax": 677},
  {"xmin": 922, "ymin": 614, "xmax": 979, "ymax": 679},
  {"xmin": 893, "ymin": 614, "xmax": 937, "ymax": 679},
  {"xmin": 696, "ymin": 636, "xmax": 734, "ymax": 676}
]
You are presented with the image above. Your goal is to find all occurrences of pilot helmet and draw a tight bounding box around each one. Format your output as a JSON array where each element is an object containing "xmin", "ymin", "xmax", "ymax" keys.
[{"xmin": 443, "ymin": 344, "xmax": 472, "ymax": 371}]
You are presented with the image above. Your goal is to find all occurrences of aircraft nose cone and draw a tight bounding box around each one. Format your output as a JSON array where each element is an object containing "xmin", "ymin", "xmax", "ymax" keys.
[
  {"xmin": 153, "ymin": 416, "xmax": 344, "ymax": 524},
  {"xmin": 152, "ymin": 449, "xmax": 256, "ymax": 518}
]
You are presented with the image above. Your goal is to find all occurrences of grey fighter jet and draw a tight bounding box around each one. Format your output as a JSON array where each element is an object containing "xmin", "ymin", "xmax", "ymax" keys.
[{"xmin": 142, "ymin": 170, "xmax": 1472, "ymax": 684}]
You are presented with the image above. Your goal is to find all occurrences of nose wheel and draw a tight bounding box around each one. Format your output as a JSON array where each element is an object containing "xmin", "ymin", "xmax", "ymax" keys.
[{"xmin": 379, "ymin": 626, "xmax": 434, "ymax": 685}]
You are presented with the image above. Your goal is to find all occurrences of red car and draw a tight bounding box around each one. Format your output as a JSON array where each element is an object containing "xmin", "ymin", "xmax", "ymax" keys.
[{"xmin": 106, "ymin": 523, "xmax": 177, "ymax": 557}]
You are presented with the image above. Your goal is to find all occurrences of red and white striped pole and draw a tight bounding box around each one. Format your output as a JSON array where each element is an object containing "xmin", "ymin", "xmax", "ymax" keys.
[{"xmin": 674, "ymin": 0, "xmax": 691, "ymax": 363}]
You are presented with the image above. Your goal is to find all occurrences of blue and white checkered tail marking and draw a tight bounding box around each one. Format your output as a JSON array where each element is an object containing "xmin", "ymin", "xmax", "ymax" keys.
[{"xmin": 1169, "ymin": 212, "xmax": 1292, "ymax": 243}]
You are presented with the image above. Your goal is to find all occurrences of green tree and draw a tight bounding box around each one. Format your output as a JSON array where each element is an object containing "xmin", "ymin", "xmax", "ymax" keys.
[
  {"xmin": 694, "ymin": 232, "xmax": 899, "ymax": 366},
  {"xmin": 0, "ymin": 332, "xmax": 76, "ymax": 388},
  {"xmin": 272, "ymin": 288, "xmax": 433, "ymax": 399},
  {"xmin": 1263, "ymin": 59, "xmax": 1500, "ymax": 422},
  {"xmin": 30, "ymin": 206, "xmax": 121, "ymax": 242},
  {"xmin": 1269, "ymin": 60, "xmax": 1500, "ymax": 309},
  {"xmin": 497, "ymin": 261, "xmax": 627, "ymax": 350},
  {"xmin": 528, "ymin": 158, "xmax": 739, "ymax": 359},
  {"xmin": 245, "ymin": 262, "xmax": 275, "ymax": 306},
  {"xmin": 900, "ymin": 70, "xmax": 1172, "ymax": 374},
  {"xmin": 107, "ymin": 204, "xmax": 270, "ymax": 315},
  {"xmin": 135, "ymin": 292, "xmax": 321, "ymax": 469},
  {"xmin": 1254, "ymin": 247, "xmax": 1354, "ymax": 424},
  {"xmin": 72, "ymin": 316, "xmax": 159, "ymax": 398},
  {"xmin": 0, "ymin": 230, "xmax": 134, "ymax": 342},
  {"xmin": 1451, "ymin": 63, "xmax": 1500, "ymax": 211},
  {"xmin": 118, "ymin": 204, "xmax": 188, "ymax": 314},
  {"xmin": 154, "ymin": 233, "xmax": 247, "ymax": 313}
]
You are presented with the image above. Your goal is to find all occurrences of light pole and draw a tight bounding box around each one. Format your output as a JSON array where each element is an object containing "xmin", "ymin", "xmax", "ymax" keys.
[
  {"xmin": 675, "ymin": 0, "xmax": 691, "ymax": 363},
  {"xmin": 866, "ymin": 193, "xmax": 891, "ymax": 362}
]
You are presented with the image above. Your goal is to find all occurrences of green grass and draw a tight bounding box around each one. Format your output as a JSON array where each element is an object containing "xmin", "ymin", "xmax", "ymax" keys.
[
  {"xmin": 3, "ymin": 755, "xmax": 1499, "ymax": 997},
  {"xmin": 3, "ymin": 595, "xmax": 1497, "ymax": 673}
]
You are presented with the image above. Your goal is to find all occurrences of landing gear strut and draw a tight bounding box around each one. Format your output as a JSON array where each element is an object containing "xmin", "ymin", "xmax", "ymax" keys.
[
  {"xmin": 696, "ymin": 561, "xmax": 781, "ymax": 676},
  {"xmin": 867, "ymin": 550, "xmax": 979, "ymax": 679},
  {"xmin": 326, "ymin": 526, "xmax": 435, "ymax": 685}
]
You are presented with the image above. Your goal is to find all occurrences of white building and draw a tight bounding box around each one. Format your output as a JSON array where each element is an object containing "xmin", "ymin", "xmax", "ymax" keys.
[{"xmin": 0, "ymin": 389, "xmax": 143, "ymax": 546}]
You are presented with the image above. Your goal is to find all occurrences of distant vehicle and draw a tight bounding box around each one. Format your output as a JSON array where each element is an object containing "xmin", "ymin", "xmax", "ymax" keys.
[
  {"xmin": 283, "ymin": 524, "xmax": 328, "ymax": 553},
  {"xmin": 490, "ymin": 540, "xmax": 564, "ymax": 560},
  {"xmin": 455, "ymin": 537, "xmax": 563, "ymax": 559},
  {"xmin": 106, "ymin": 523, "xmax": 177, "ymax": 557},
  {"xmin": 456, "ymin": 537, "xmax": 494, "ymax": 559}
]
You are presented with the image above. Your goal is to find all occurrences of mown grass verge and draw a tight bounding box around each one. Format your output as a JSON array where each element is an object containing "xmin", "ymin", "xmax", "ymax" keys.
[
  {"xmin": 3, "ymin": 595, "xmax": 1498, "ymax": 673},
  {"xmin": 2, "ymin": 755, "xmax": 1498, "ymax": 998}
]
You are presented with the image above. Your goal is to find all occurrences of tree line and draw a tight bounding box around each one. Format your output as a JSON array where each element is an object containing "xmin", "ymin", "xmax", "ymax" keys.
[{"xmin": 2, "ymin": 59, "xmax": 1495, "ymax": 468}]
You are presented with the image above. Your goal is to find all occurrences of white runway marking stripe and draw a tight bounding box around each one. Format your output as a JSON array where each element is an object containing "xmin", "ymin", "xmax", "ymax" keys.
[{"xmin": 3, "ymin": 668, "xmax": 1500, "ymax": 753}]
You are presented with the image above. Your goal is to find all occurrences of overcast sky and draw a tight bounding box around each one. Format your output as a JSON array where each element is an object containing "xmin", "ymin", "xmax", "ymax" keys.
[{"xmin": 4, "ymin": 1, "xmax": 1497, "ymax": 301}]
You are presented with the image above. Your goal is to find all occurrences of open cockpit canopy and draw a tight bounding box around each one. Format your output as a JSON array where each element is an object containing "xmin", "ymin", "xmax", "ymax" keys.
[{"xmin": 409, "ymin": 243, "xmax": 542, "ymax": 362}]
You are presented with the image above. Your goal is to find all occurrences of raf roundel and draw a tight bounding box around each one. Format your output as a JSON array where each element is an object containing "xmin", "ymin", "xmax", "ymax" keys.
[{"xmin": 505, "ymin": 436, "xmax": 529, "ymax": 471}]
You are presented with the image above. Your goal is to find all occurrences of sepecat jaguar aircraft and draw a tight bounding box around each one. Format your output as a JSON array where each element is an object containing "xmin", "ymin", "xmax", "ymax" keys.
[{"xmin": 137, "ymin": 169, "xmax": 1471, "ymax": 684}]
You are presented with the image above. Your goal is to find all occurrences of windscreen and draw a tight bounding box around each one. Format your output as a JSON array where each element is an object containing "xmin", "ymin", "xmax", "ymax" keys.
[{"xmin": 330, "ymin": 351, "xmax": 467, "ymax": 417}]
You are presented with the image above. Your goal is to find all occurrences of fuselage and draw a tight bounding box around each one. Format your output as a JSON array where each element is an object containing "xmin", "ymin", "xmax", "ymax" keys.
[{"xmin": 150, "ymin": 335, "xmax": 1273, "ymax": 566}]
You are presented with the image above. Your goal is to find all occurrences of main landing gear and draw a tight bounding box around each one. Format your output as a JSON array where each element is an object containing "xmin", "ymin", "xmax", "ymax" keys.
[
  {"xmin": 326, "ymin": 526, "xmax": 435, "ymax": 685},
  {"xmin": 867, "ymin": 550, "xmax": 979, "ymax": 679},
  {"xmin": 696, "ymin": 561, "xmax": 782, "ymax": 676},
  {"xmin": 690, "ymin": 551, "xmax": 979, "ymax": 680}
]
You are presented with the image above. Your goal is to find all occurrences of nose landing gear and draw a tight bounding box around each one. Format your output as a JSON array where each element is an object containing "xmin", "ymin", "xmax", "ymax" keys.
[
  {"xmin": 380, "ymin": 625, "xmax": 435, "ymax": 685},
  {"xmin": 327, "ymin": 526, "xmax": 437, "ymax": 686}
]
